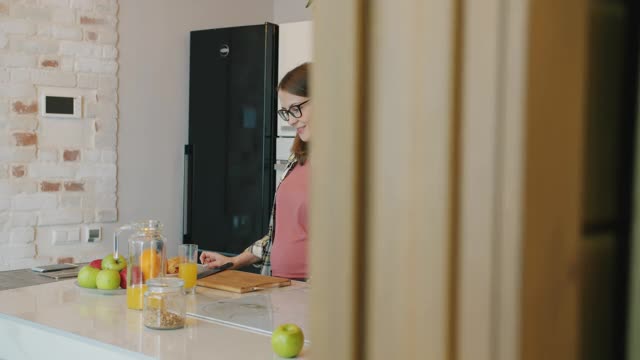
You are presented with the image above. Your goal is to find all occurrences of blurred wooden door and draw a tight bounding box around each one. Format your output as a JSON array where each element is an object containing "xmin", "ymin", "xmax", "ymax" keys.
[
  {"xmin": 458, "ymin": 1, "xmax": 593, "ymax": 360},
  {"xmin": 310, "ymin": 0, "xmax": 456, "ymax": 359},
  {"xmin": 308, "ymin": 1, "xmax": 601, "ymax": 360}
]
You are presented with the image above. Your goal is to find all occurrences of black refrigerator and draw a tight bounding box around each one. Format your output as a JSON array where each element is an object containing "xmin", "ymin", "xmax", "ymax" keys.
[{"xmin": 184, "ymin": 23, "xmax": 279, "ymax": 257}]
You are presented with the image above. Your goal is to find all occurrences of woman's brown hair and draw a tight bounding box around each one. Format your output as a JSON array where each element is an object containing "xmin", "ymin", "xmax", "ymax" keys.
[{"xmin": 278, "ymin": 63, "xmax": 310, "ymax": 165}]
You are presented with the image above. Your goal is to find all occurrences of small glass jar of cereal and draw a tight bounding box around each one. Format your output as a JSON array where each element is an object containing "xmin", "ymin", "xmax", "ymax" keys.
[{"xmin": 143, "ymin": 277, "xmax": 186, "ymax": 330}]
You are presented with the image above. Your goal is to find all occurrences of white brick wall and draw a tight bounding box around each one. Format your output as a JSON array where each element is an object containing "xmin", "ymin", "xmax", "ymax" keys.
[
  {"xmin": 0, "ymin": 32, "xmax": 8, "ymax": 49},
  {"xmin": 101, "ymin": 149, "xmax": 116, "ymax": 163},
  {"xmin": 98, "ymin": 29, "xmax": 117, "ymax": 45},
  {"xmin": 94, "ymin": 131, "xmax": 115, "ymax": 148},
  {"xmin": 0, "ymin": 147, "xmax": 12, "ymax": 162},
  {"xmin": 60, "ymin": 194, "xmax": 82, "ymax": 208},
  {"xmin": 0, "ymin": 100, "xmax": 8, "ymax": 115},
  {"xmin": 51, "ymin": 25, "xmax": 84, "ymax": 40},
  {"xmin": 78, "ymin": 73, "xmax": 98, "ymax": 88},
  {"xmin": 39, "ymin": 117, "xmax": 95, "ymax": 147},
  {"xmin": 11, "ymin": 69, "xmax": 31, "ymax": 82},
  {"xmin": 95, "ymin": 208, "xmax": 116, "ymax": 222},
  {"xmin": 95, "ymin": 194, "xmax": 115, "ymax": 208},
  {"xmin": 2, "ymin": 245, "xmax": 36, "ymax": 259},
  {"xmin": 0, "ymin": 54, "xmax": 37, "ymax": 68},
  {"xmin": 41, "ymin": 0, "xmax": 71, "ymax": 8},
  {"xmin": 13, "ymin": 194, "xmax": 57, "ymax": 210},
  {"xmin": 0, "ymin": 180, "xmax": 13, "ymax": 197},
  {"xmin": 0, "ymin": 0, "xmax": 119, "ymax": 270},
  {"xmin": 37, "ymin": 148, "xmax": 58, "ymax": 161},
  {"xmin": 1, "ymin": 20, "xmax": 37, "ymax": 35},
  {"xmin": 98, "ymin": 75, "xmax": 117, "ymax": 89},
  {"xmin": 59, "ymin": 56, "xmax": 75, "ymax": 71},
  {"xmin": 10, "ymin": 6, "xmax": 52, "ymax": 22},
  {"xmin": 39, "ymin": 209, "xmax": 83, "ymax": 226},
  {"xmin": 10, "ymin": 227, "xmax": 34, "ymax": 244},
  {"xmin": 71, "ymin": 0, "xmax": 96, "ymax": 10},
  {"xmin": 11, "ymin": 212, "xmax": 38, "ymax": 227},
  {"xmin": 51, "ymin": 8, "xmax": 76, "ymax": 25},
  {"xmin": 102, "ymin": 45, "xmax": 117, "ymax": 59},
  {"xmin": 95, "ymin": 178, "xmax": 115, "ymax": 193},
  {"xmin": 10, "ymin": 39, "xmax": 59, "ymax": 54},
  {"xmin": 0, "ymin": 83, "xmax": 37, "ymax": 97},
  {"xmin": 82, "ymin": 208, "xmax": 94, "ymax": 223},
  {"xmin": 9, "ymin": 116, "xmax": 39, "ymax": 131},
  {"xmin": 60, "ymin": 40, "xmax": 102, "ymax": 57},
  {"xmin": 76, "ymin": 164, "xmax": 116, "ymax": 178},
  {"xmin": 15, "ymin": 148, "xmax": 37, "ymax": 162},
  {"xmin": 82, "ymin": 149, "xmax": 100, "ymax": 162},
  {"xmin": 32, "ymin": 70, "xmax": 77, "ymax": 87},
  {"xmin": 75, "ymin": 57, "xmax": 117, "ymax": 74},
  {"xmin": 0, "ymin": 212, "xmax": 9, "ymax": 229},
  {"xmin": 28, "ymin": 163, "xmax": 77, "ymax": 178},
  {"xmin": 96, "ymin": 119, "xmax": 117, "ymax": 135},
  {"xmin": 12, "ymin": 180, "xmax": 37, "ymax": 194},
  {"xmin": 37, "ymin": 24, "xmax": 51, "ymax": 37}
]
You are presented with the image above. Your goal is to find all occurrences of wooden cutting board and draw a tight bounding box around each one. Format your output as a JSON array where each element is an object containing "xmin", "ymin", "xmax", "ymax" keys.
[{"xmin": 196, "ymin": 270, "xmax": 291, "ymax": 293}]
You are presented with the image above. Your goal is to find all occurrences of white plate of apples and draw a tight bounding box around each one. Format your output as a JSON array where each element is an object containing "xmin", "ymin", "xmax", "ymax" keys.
[{"xmin": 75, "ymin": 254, "xmax": 128, "ymax": 295}]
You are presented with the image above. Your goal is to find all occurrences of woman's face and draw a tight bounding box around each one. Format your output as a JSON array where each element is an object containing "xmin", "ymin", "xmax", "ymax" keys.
[{"xmin": 278, "ymin": 90, "xmax": 311, "ymax": 142}]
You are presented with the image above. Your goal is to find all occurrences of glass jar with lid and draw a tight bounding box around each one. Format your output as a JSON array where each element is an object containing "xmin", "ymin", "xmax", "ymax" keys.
[
  {"xmin": 113, "ymin": 220, "xmax": 167, "ymax": 310},
  {"xmin": 143, "ymin": 277, "xmax": 186, "ymax": 330}
]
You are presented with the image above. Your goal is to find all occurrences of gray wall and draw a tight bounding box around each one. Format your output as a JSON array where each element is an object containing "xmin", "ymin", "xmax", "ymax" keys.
[
  {"xmin": 115, "ymin": 0, "xmax": 274, "ymax": 256},
  {"xmin": 273, "ymin": 0, "xmax": 312, "ymax": 23}
]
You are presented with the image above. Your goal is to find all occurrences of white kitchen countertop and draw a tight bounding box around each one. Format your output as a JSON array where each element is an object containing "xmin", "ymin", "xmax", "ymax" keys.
[{"xmin": 0, "ymin": 279, "xmax": 310, "ymax": 359}]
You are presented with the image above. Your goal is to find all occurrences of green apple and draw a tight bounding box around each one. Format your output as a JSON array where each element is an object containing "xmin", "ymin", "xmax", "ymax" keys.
[
  {"xmin": 102, "ymin": 254, "xmax": 127, "ymax": 271},
  {"xmin": 96, "ymin": 269, "xmax": 121, "ymax": 290},
  {"xmin": 77, "ymin": 265, "xmax": 100, "ymax": 288},
  {"xmin": 271, "ymin": 323, "xmax": 304, "ymax": 358}
]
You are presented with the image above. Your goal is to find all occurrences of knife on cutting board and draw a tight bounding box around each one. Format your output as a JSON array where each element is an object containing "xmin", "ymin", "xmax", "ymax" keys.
[{"xmin": 197, "ymin": 262, "xmax": 233, "ymax": 279}]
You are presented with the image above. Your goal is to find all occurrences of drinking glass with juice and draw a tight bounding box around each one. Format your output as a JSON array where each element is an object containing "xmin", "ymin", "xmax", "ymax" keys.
[{"xmin": 178, "ymin": 244, "xmax": 198, "ymax": 294}]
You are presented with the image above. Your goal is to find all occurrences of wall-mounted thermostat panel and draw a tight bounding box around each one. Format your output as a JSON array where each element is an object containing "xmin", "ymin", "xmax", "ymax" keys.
[
  {"xmin": 84, "ymin": 225, "xmax": 102, "ymax": 243},
  {"xmin": 38, "ymin": 87, "xmax": 83, "ymax": 118}
]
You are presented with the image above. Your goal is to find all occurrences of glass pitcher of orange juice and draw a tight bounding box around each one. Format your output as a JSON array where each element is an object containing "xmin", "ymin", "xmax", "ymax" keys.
[{"xmin": 114, "ymin": 220, "xmax": 166, "ymax": 310}]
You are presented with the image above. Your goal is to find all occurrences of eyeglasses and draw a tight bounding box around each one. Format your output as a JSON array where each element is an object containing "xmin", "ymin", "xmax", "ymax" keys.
[{"xmin": 277, "ymin": 99, "xmax": 310, "ymax": 122}]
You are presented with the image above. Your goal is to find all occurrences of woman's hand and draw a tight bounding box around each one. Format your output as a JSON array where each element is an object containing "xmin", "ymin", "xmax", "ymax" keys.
[{"xmin": 199, "ymin": 251, "xmax": 234, "ymax": 269}]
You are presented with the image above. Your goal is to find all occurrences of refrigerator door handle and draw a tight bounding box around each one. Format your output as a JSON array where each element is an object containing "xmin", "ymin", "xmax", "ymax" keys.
[{"xmin": 183, "ymin": 144, "xmax": 193, "ymax": 240}]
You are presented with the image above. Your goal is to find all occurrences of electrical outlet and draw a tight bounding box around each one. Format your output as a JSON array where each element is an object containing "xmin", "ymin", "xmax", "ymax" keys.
[
  {"xmin": 85, "ymin": 225, "xmax": 102, "ymax": 243},
  {"xmin": 52, "ymin": 228, "xmax": 81, "ymax": 245},
  {"xmin": 68, "ymin": 228, "xmax": 80, "ymax": 242}
]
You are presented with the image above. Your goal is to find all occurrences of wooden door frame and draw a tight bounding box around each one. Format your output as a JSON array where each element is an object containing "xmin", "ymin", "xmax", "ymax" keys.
[
  {"xmin": 520, "ymin": 1, "xmax": 588, "ymax": 359},
  {"xmin": 457, "ymin": 1, "xmax": 589, "ymax": 360},
  {"xmin": 456, "ymin": 0, "xmax": 530, "ymax": 360}
]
